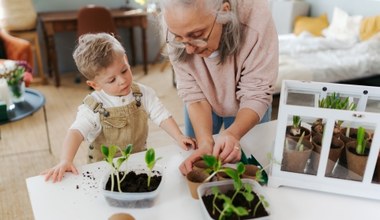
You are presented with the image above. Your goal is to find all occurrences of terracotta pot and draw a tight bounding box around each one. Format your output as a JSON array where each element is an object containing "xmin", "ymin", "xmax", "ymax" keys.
[
  {"xmin": 282, "ymin": 139, "xmax": 313, "ymax": 174},
  {"xmin": 345, "ymin": 141, "xmax": 370, "ymax": 181},
  {"xmin": 286, "ymin": 125, "xmax": 311, "ymax": 142},
  {"xmin": 311, "ymin": 135, "xmax": 344, "ymax": 175},
  {"xmin": 186, "ymin": 169, "xmax": 210, "ymax": 199}
]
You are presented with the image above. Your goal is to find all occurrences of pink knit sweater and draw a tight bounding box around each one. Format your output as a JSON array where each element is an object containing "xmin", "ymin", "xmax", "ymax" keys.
[{"xmin": 171, "ymin": 0, "xmax": 278, "ymax": 119}]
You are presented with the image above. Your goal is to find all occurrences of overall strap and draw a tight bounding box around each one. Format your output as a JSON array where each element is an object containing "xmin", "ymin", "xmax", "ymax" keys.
[
  {"xmin": 83, "ymin": 95, "xmax": 110, "ymax": 117},
  {"xmin": 131, "ymin": 83, "xmax": 143, "ymax": 107}
]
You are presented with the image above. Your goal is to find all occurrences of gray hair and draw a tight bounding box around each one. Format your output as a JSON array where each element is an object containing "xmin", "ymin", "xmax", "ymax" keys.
[
  {"xmin": 160, "ymin": 0, "xmax": 241, "ymax": 64},
  {"xmin": 73, "ymin": 33, "xmax": 125, "ymax": 80}
]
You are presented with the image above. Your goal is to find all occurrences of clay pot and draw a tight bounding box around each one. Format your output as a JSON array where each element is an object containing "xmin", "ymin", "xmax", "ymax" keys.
[
  {"xmin": 282, "ymin": 139, "xmax": 314, "ymax": 174},
  {"xmin": 286, "ymin": 125, "xmax": 311, "ymax": 142},
  {"xmin": 345, "ymin": 140, "xmax": 370, "ymax": 181},
  {"xmin": 311, "ymin": 135, "xmax": 344, "ymax": 175},
  {"xmin": 186, "ymin": 169, "xmax": 210, "ymax": 199}
]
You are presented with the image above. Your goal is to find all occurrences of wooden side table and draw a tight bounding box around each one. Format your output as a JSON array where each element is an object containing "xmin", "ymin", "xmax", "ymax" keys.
[{"xmin": 0, "ymin": 88, "xmax": 51, "ymax": 154}]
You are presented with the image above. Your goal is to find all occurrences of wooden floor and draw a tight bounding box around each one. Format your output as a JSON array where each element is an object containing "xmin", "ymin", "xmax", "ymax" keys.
[{"xmin": 0, "ymin": 63, "xmax": 280, "ymax": 220}]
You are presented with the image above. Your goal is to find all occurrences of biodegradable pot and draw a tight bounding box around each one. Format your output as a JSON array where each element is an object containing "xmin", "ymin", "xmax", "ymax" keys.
[
  {"xmin": 286, "ymin": 125, "xmax": 311, "ymax": 142},
  {"xmin": 197, "ymin": 179, "xmax": 271, "ymax": 220},
  {"xmin": 102, "ymin": 165, "xmax": 163, "ymax": 208},
  {"xmin": 339, "ymin": 128, "xmax": 370, "ymax": 168},
  {"xmin": 282, "ymin": 139, "xmax": 314, "ymax": 174},
  {"xmin": 345, "ymin": 141, "xmax": 370, "ymax": 181},
  {"xmin": 193, "ymin": 159, "xmax": 209, "ymax": 171},
  {"xmin": 186, "ymin": 169, "xmax": 210, "ymax": 199},
  {"xmin": 310, "ymin": 135, "xmax": 344, "ymax": 175}
]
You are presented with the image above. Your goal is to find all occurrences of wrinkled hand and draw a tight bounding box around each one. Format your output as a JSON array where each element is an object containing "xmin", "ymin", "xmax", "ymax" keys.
[
  {"xmin": 41, "ymin": 160, "xmax": 79, "ymax": 183},
  {"xmin": 177, "ymin": 135, "xmax": 197, "ymax": 151},
  {"xmin": 179, "ymin": 142, "xmax": 212, "ymax": 175},
  {"xmin": 212, "ymin": 130, "xmax": 241, "ymax": 164}
]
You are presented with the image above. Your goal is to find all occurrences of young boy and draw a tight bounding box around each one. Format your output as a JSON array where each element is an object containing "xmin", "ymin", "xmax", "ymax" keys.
[{"xmin": 42, "ymin": 33, "xmax": 195, "ymax": 182}]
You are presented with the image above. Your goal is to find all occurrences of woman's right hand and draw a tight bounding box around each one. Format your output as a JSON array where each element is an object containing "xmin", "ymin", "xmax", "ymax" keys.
[{"xmin": 41, "ymin": 160, "xmax": 79, "ymax": 183}]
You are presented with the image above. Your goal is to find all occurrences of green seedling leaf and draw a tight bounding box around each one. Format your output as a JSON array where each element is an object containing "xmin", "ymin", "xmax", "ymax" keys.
[{"xmin": 356, "ymin": 127, "xmax": 366, "ymax": 155}]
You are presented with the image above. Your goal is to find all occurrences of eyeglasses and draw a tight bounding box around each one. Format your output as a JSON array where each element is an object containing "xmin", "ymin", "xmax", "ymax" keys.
[{"xmin": 166, "ymin": 13, "xmax": 218, "ymax": 49}]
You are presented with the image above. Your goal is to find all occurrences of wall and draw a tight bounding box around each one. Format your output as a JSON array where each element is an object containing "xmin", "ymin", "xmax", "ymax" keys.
[
  {"xmin": 303, "ymin": 0, "xmax": 380, "ymax": 18},
  {"xmin": 32, "ymin": 0, "xmax": 162, "ymax": 74}
]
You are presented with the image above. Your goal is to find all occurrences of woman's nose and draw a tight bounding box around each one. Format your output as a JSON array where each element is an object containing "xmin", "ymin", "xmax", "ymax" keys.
[{"xmin": 185, "ymin": 44, "xmax": 196, "ymax": 54}]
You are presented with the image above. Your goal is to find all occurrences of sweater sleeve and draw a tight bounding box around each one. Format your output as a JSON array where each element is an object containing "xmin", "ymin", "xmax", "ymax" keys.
[{"xmin": 236, "ymin": 0, "xmax": 279, "ymax": 119}]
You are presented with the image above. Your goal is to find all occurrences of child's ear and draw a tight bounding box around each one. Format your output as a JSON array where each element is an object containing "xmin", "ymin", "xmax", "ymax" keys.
[{"xmin": 86, "ymin": 80, "xmax": 100, "ymax": 90}]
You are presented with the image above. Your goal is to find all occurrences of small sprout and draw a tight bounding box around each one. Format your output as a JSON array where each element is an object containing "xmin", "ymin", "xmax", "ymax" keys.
[
  {"xmin": 356, "ymin": 127, "xmax": 366, "ymax": 155},
  {"xmin": 145, "ymin": 148, "xmax": 162, "ymax": 188},
  {"xmin": 101, "ymin": 144, "xmax": 133, "ymax": 192}
]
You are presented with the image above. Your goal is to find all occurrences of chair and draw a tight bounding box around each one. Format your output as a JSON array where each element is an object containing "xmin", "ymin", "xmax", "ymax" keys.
[
  {"xmin": 77, "ymin": 5, "xmax": 118, "ymax": 38},
  {"xmin": 75, "ymin": 5, "xmax": 118, "ymax": 83}
]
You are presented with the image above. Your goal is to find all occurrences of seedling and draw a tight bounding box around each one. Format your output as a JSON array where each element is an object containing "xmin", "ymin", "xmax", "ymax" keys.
[
  {"xmin": 209, "ymin": 163, "xmax": 269, "ymax": 220},
  {"xmin": 202, "ymin": 154, "xmax": 236, "ymax": 183},
  {"xmin": 356, "ymin": 127, "xmax": 367, "ymax": 155},
  {"xmin": 145, "ymin": 148, "xmax": 162, "ymax": 187},
  {"xmin": 101, "ymin": 144, "xmax": 133, "ymax": 192}
]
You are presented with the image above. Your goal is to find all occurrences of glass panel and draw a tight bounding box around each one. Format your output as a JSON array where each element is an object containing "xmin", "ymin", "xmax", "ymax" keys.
[
  {"xmin": 281, "ymin": 114, "xmax": 315, "ymax": 175},
  {"xmin": 327, "ymin": 121, "xmax": 375, "ymax": 182}
]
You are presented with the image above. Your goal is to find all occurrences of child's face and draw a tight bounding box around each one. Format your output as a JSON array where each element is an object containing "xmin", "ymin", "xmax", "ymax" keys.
[{"xmin": 87, "ymin": 54, "xmax": 133, "ymax": 97}]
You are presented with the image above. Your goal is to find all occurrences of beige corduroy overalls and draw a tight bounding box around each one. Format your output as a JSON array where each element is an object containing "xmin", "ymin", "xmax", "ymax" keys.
[{"xmin": 83, "ymin": 83, "xmax": 148, "ymax": 163}]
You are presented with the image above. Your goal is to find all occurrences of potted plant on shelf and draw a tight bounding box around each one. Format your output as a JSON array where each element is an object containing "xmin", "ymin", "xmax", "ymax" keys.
[
  {"xmin": 197, "ymin": 163, "xmax": 270, "ymax": 220},
  {"xmin": 101, "ymin": 144, "xmax": 163, "ymax": 208},
  {"xmin": 286, "ymin": 115, "xmax": 311, "ymax": 141},
  {"xmin": 282, "ymin": 132, "xmax": 313, "ymax": 174},
  {"xmin": 346, "ymin": 127, "xmax": 371, "ymax": 181}
]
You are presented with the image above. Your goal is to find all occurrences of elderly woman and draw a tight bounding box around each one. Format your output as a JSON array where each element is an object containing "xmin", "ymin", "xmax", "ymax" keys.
[{"xmin": 160, "ymin": 0, "xmax": 278, "ymax": 174}]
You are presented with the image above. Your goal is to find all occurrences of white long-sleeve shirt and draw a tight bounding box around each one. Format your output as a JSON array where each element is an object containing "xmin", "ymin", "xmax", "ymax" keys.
[{"xmin": 70, "ymin": 83, "xmax": 171, "ymax": 143}]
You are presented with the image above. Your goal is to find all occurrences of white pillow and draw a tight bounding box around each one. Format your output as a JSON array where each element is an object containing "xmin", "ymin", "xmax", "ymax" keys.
[{"xmin": 322, "ymin": 7, "xmax": 363, "ymax": 44}]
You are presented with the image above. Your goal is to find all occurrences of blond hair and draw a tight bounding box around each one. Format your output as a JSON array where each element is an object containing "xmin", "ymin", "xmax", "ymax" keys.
[{"xmin": 72, "ymin": 33, "xmax": 125, "ymax": 80}]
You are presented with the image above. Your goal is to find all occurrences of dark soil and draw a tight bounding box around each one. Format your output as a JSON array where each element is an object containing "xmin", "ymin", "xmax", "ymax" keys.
[
  {"xmin": 105, "ymin": 170, "xmax": 162, "ymax": 192},
  {"xmin": 202, "ymin": 189, "xmax": 269, "ymax": 220}
]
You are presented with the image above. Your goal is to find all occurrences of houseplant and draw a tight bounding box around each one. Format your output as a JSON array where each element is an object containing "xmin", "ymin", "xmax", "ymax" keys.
[
  {"xmin": 286, "ymin": 115, "xmax": 311, "ymax": 141},
  {"xmin": 0, "ymin": 60, "xmax": 33, "ymax": 103},
  {"xmin": 345, "ymin": 127, "xmax": 371, "ymax": 181},
  {"xmin": 101, "ymin": 144, "xmax": 163, "ymax": 208},
  {"xmin": 197, "ymin": 164, "xmax": 270, "ymax": 220}
]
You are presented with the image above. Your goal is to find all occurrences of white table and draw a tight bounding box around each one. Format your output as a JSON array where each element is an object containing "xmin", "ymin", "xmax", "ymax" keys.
[{"xmin": 26, "ymin": 121, "xmax": 380, "ymax": 220}]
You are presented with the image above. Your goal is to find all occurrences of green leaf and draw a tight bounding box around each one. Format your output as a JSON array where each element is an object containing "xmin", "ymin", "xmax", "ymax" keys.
[
  {"xmin": 236, "ymin": 162, "xmax": 245, "ymax": 175},
  {"xmin": 202, "ymin": 154, "xmax": 217, "ymax": 168},
  {"xmin": 145, "ymin": 148, "xmax": 155, "ymax": 170}
]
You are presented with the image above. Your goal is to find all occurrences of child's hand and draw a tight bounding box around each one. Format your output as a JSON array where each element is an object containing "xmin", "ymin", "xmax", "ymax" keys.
[
  {"xmin": 178, "ymin": 135, "xmax": 197, "ymax": 151},
  {"xmin": 40, "ymin": 160, "xmax": 79, "ymax": 183}
]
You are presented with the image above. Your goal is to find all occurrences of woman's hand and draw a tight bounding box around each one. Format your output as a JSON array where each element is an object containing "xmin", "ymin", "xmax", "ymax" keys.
[
  {"xmin": 179, "ymin": 141, "xmax": 213, "ymax": 175},
  {"xmin": 41, "ymin": 160, "xmax": 79, "ymax": 183},
  {"xmin": 212, "ymin": 130, "xmax": 241, "ymax": 164}
]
